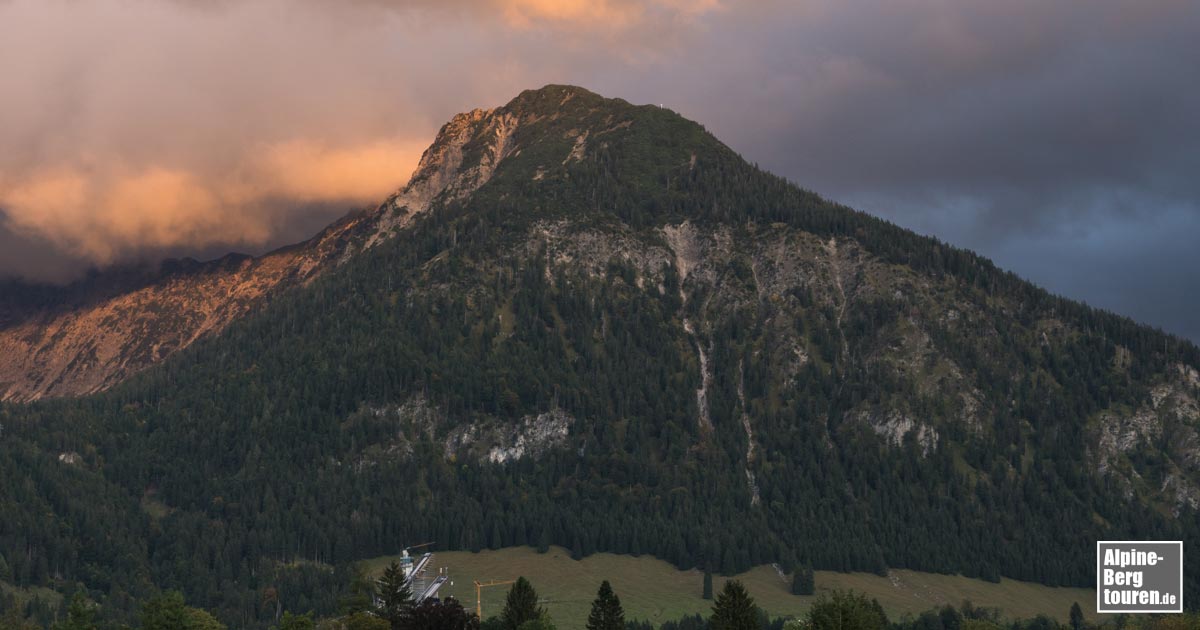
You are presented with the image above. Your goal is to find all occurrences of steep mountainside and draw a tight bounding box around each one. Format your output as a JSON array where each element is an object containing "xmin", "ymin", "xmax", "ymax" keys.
[
  {"xmin": 0, "ymin": 105, "xmax": 518, "ymax": 402},
  {"xmin": 0, "ymin": 220, "xmax": 356, "ymax": 401},
  {"xmin": 1, "ymin": 85, "xmax": 1197, "ymax": 627}
]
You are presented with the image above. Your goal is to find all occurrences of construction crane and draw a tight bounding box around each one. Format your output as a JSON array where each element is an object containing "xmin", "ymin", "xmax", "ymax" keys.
[{"xmin": 473, "ymin": 579, "xmax": 515, "ymax": 619}]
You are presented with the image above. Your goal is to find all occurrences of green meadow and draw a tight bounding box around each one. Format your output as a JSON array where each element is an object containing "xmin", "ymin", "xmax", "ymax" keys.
[{"xmin": 362, "ymin": 546, "xmax": 1097, "ymax": 628}]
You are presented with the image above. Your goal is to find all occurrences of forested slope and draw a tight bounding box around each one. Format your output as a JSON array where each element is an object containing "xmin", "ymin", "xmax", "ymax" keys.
[{"xmin": 0, "ymin": 85, "xmax": 1196, "ymax": 627}]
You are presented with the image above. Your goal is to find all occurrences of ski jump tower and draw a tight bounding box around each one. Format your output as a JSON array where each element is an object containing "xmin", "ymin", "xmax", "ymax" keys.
[{"xmin": 397, "ymin": 543, "xmax": 450, "ymax": 602}]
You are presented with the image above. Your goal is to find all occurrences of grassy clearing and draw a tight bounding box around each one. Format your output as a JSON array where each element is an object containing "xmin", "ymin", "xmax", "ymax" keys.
[{"xmin": 361, "ymin": 546, "xmax": 1096, "ymax": 629}]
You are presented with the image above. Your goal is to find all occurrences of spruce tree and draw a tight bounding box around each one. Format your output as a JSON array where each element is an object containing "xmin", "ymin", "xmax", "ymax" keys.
[
  {"xmin": 938, "ymin": 605, "xmax": 960, "ymax": 630},
  {"xmin": 377, "ymin": 561, "xmax": 414, "ymax": 630},
  {"xmin": 501, "ymin": 577, "xmax": 542, "ymax": 630},
  {"xmin": 341, "ymin": 568, "xmax": 378, "ymax": 615},
  {"xmin": 1069, "ymin": 602, "xmax": 1084, "ymax": 630},
  {"xmin": 586, "ymin": 581, "xmax": 625, "ymax": 630},
  {"xmin": 791, "ymin": 565, "xmax": 814, "ymax": 596},
  {"xmin": 710, "ymin": 580, "xmax": 758, "ymax": 630},
  {"xmin": 702, "ymin": 572, "xmax": 713, "ymax": 600}
]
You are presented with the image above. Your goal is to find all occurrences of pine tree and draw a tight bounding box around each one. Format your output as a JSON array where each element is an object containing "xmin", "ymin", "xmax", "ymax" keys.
[
  {"xmin": 710, "ymin": 580, "xmax": 758, "ymax": 630},
  {"xmin": 585, "ymin": 581, "xmax": 625, "ymax": 630},
  {"xmin": 702, "ymin": 572, "xmax": 713, "ymax": 600},
  {"xmin": 500, "ymin": 577, "xmax": 542, "ymax": 630},
  {"xmin": 1068, "ymin": 602, "xmax": 1084, "ymax": 630},
  {"xmin": 377, "ymin": 561, "xmax": 415, "ymax": 630}
]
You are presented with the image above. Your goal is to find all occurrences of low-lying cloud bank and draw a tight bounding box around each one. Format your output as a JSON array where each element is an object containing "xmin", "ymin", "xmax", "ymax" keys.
[{"xmin": 1, "ymin": 139, "xmax": 423, "ymax": 264}]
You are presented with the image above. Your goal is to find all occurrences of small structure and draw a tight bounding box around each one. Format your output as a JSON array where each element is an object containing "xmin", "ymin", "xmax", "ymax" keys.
[
  {"xmin": 473, "ymin": 579, "xmax": 515, "ymax": 619},
  {"xmin": 392, "ymin": 543, "xmax": 450, "ymax": 603}
]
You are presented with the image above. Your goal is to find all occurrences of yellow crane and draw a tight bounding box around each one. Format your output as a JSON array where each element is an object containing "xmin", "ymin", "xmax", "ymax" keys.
[{"xmin": 473, "ymin": 579, "xmax": 515, "ymax": 619}]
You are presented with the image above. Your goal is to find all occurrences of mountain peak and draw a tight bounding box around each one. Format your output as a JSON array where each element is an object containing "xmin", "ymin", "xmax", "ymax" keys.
[
  {"xmin": 362, "ymin": 85, "xmax": 634, "ymax": 240},
  {"xmin": 365, "ymin": 83, "xmax": 716, "ymax": 230},
  {"xmin": 503, "ymin": 84, "xmax": 607, "ymax": 112}
]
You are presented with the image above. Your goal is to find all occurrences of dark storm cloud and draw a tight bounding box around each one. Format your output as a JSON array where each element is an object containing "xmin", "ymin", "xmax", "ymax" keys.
[
  {"xmin": 612, "ymin": 0, "xmax": 1200, "ymax": 341},
  {"xmin": 0, "ymin": 0, "xmax": 1195, "ymax": 340}
]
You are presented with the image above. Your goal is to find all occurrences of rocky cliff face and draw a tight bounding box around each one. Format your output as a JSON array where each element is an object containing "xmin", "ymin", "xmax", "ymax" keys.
[
  {"xmin": 0, "ymin": 217, "xmax": 359, "ymax": 401},
  {"xmin": 347, "ymin": 395, "xmax": 573, "ymax": 467},
  {"xmin": 1093, "ymin": 362, "xmax": 1200, "ymax": 514},
  {"xmin": 0, "ymin": 103, "xmax": 528, "ymax": 402}
]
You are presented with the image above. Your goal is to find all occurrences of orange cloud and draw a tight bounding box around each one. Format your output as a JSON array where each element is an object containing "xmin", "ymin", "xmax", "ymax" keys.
[
  {"xmin": 0, "ymin": 139, "xmax": 423, "ymax": 263},
  {"xmin": 500, "ymin": 0, "xmax": 641, "ymax": 28},
  {"xmin": 496, "ymin": 0, "xmax": 721, "ymax": 28},
  {"xmin": 0, "ymin": 0, "xmax": 722, "ymax": 276},
  {"xmin": 254, "ymin": 139, "xmax": 427, "ymax": 203}
]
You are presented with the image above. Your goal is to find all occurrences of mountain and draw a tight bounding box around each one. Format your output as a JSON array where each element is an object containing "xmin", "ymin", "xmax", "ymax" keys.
[{"xmin": 0, "ymin": 85, "xmax": 1197, "ymax": 627}]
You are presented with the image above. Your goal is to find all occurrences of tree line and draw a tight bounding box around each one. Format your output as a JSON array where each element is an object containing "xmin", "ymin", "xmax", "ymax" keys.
[{"xmin": 10, "ymin": 569, "xmax": 1195, "ymax": 630}]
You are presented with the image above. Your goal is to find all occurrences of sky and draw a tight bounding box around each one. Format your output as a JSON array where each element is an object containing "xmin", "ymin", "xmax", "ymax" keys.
[{"xmin": 0, "ymin": 0, "xmax": 1197, "ymax": 342}]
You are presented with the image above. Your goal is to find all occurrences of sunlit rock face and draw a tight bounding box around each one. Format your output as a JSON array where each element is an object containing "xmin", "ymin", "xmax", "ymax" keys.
[{"xmin": 0, "ymin": 98, "xmax": 529, "ymax": 402}]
